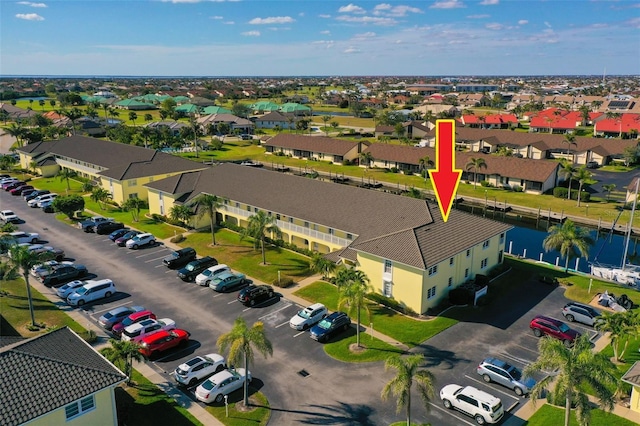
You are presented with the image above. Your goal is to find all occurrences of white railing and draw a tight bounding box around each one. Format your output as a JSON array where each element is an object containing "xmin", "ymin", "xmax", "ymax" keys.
[
  {"xmin": 55, "ymin": 159, "xmax": 103, "ymax": 176},
  {"xmin": 223, "ymin": 205, "xmax": 352, "ymax": 247}
]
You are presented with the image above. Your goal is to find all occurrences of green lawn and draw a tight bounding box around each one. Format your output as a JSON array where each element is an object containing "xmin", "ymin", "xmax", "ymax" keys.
[
  {"xmin": 324, "ymin": 332, "xmax": 405, "ymax": 362},
  {"xmin": 294, "ymin": 281, "xmax": 458, "ymax": 347},
  {"xmin": 202, "ymin": 389, "xmax": 270, "ymax": 426},
  {"xmin": 29, "ymin": 175, "xmax": 86, "ymax": 195},
  {"xmin": 179, "ymin": 229, "xmax": 311, "ymax": 284},
  {"xmin": 524, "ymin": 404, "xmax": 638, "ymax": 426},
  {"xmin": 115, "ymin": 369, "xmax": 203, "ymax": 426}
]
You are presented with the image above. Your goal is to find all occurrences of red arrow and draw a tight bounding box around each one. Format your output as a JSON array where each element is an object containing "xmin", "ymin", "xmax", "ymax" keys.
[{"xmin": 428, "ymin": 120, "xmax": 461, "ymax": 223}]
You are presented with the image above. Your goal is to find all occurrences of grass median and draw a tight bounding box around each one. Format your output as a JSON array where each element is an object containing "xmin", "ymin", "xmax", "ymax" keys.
[
  {"xmin": 201, "ymin": 389, "xmax": 270, "ymax": 426},
  {"xmin": 524, "ymin": 404, "xmax": 637, "ymax": 426}
]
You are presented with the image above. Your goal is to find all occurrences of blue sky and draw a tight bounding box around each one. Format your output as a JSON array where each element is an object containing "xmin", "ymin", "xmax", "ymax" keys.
[{"xmin": 1, "ymin": 0, "xmax": 638, "ymax": 76}]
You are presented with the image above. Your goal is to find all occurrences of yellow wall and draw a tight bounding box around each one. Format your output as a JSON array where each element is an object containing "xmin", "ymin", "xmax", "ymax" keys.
[
  {"xmin": 25, "ymin": 388, "xmax": 117, "ymax": 426},
  {"xmin": 147, "ymin": 188, "xmax": 178, "ymax": 217},
  {"xmin": 631, "ymin": 386, "xmax": 640, "ymax": 413},
  {"xmin": 39, "ymin": 163, "xmax": 60, "ymax": 178}
]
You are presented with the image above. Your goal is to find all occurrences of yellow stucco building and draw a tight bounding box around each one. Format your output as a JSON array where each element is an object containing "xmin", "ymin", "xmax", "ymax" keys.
[
  {"xmin": 622, "ymin": 361, "xmax": 640, "ymax": 414},
  {"xmin": 146, "ymin": 163, "xmax": 511, "ymax": 314}
]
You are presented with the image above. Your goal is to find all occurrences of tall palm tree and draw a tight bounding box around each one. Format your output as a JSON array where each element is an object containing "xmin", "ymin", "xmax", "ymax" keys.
[
  {"xmin": 595, "ymin": 310, "xmax": 639, "ymax": 361},
  {"xmin": 573, "ymin": 166, "xmax": 592, "ymax": 207},
  {"xmin": 419, "ymin": 155, "xmax": 434, "ymax": 182},
  {"xmin": 543, "ymin": 219, "xmax": 594, "ymax": 271},
  {"xmin": 309, "ymin": 252, "xmax": 336, "ymax": 280},
  {"xmin": 321, "ymin": 115, "xmax": 331, "ymax": 135},
  {"xmin": 187, "ymin": 193, "xmax": 225, "ymax": 246},
  {"xmin": 57, "ymin": 168, "xmax": 77, "ymax": 192},
  {"xmin": 139, "ymin": 126, "xmax": 152, "ymax": 149},
  {"xmin": 128, "ymin": 111, "xmax": 138, "ymax": 126},
  {"xmin": 562, "ymin": 134, "xmax": 577, "ymax": 156},
  {"xmin": 382, "ymin": 354, "xmax": 436, "ymax": 426},
  {"xmin": 122, "ymin": 197, "xmax": 146, "ymax": 222},
  {"xmin": 359, "ymin": 151, "xmax": 374, "ymax": 169},
  {"xmin": 335, "ymin": 267, "xmax": 372, "ymax": 348},
  {"xmin": 559, "ymin": 161, "xmax": 577, "ymax": 201},
  {"xmin": 7, "ymin": 244, "xmax": 55, "ymax": 327},
  {"xmin": 169, "ymin": 205, "xmax": 193, "ymax": 226},
  {"xmin": 90, "ymin": 187, "xmax": 111, "ymax": 210},
  {"xmin": 523, "ymin": 335, "xmax": 617, "ymax": 426},
  {"xmin": 59, "ymin": 107, "xmax": 84, "ymax": 135},
  {"xmin": 465, "ymin": 157, "xmax": 487, "ymax": 188},
  {"xmin": 6, "ymin": 122, "xmax": 25, "ymax": 148},
  {"xmin": 602, "ymin": 183, "xmax": 616, "ymax": 202},
  {"xmin": 217, "ymin": 317, "xmax": 273, "ymax": 407},
  {"xmin": 241, "ymin": 210, "xmax": 282, "ymax": 265},
  {"xmin": 101, "ymin": 338, "xmax": 143, "ymax": 386}
]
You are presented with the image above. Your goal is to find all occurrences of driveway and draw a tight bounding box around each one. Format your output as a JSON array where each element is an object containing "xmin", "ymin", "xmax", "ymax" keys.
[{"xmin": 589, "ymin": 168, "xmax": 639, "ymax": 198}]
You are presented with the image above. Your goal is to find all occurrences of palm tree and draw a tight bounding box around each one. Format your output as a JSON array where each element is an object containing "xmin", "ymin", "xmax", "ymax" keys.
[
  {"xmin": 419, "ymin": 155, "xmax": 434, "ymax": 182},
  {"xmin": 139, "ymin": 126, "xmax": 152, "ymax": 149},
  {"xmin": 523, "ymin": 335, "xmax": 617, "ymax": 426},
  {"xmin": 543, "ymin": 219, "xmax": 594, "ymax": 271},
  {"xmin": 359, "ymin": 151, "xmax": 374, "ymax": 169},
  {"xmin": 309, "ymin": 252, "xmax": 336, "ymax": 280},
  {"xmin": 241, "ymin": 210, "xmax": 282, "ymax": 265},
  {"xmin": 559, "ymin": 161, "xmax": 577, "ymax": 201},
  {"xmin": 573, "ymin": 167, "xmax": 592, "ymax": 207},
  {"xmin": 57, "ymin": 168, "xmax": 77, "ymax": 192},
  {"xmin": 321, "ymin": 115, "xmax": 331, "ymax": 135},
  {"xmin": 128, "ymin": 111, "xmax": 138, "ymax": 126},
  {"xmin": 38, "ymin": 99, "xmax": 45, "ymax": 111},
  {"xmin": 59, "ymin": 107, "xmax": 84, "ymax": 135},
  {"xmin": 595, "ymin": 310, "xmax": 639, "ymax": 361},
  {"xmin": 144, "ymin": 113, "xmax": 153, "ymax": 123},
  {"xmin": 101, "ymin": 338, "xmax": 144, "ymax": 386},
  {"xmin": 602, "ymin": 183, "xmax": 616, "ymax": 202},
  {"xmin": 465, "ymin": 157, "xmax": 487, "ymax": 188},
  {"xmin": 90, "ymin": 187, "xmax": 111, "ymax": 210},
  {"xmin": 7, "ymin": 244, "xmax": 55, "ymax": 327},
  {"xmin": 122, "ymin": 197, "xmax": 146, "ymax": 222},
  {"xmin": 381, "ymin": 354, "xmax": 436, "ymax": 426},
  {"xmin": 0, "ymin": 154, "xmax": 17, "ymax": 171},
  {"xmin": 187, "ymin": 193, "xmax": 225, "ymax": 246},
  {"xmin": 335, "ymin": 267, "xmax": 372, "ymax": 348},
  {"xmin": 606, "ymin": 111, "xmax": 623, "ymax": 138},
  {"xmin": 217, "ymin": 317, "xmax": 273, "ymax": 407},
  {"xmin": 562, "ymin": 134, "xmax": 577, "ymax": 156},
  {"xmin": 394, "ymin": 122, "xmax": 406, "ymax": 139},
  {"xmin": 28, "ymin": 160, "xmax": 38, "ymax": 175},
  {"xmin": 169, "ymin": 205, "xmax": 193, "ymax": 226},
  {"xmin": 6, "ymin": 122, "xmax": 25, "ymax": 148}
]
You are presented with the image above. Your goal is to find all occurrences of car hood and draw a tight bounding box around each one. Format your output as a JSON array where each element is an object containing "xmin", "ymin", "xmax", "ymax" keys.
[{"xmin": 290, "ymin": 314, "xmax": 307, "ymax": 327}]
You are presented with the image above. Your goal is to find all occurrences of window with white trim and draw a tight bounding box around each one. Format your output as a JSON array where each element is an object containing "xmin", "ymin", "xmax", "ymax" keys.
[
  {"xmin": 427, "ymin": 285, "xmax": 437, "ymax": 299},
  {"xmin": 383, "ymin": 281, "xmax": 392, "ymax": 297},
  {"xmin": 428, "ymin": 265, "xmax": 438, "ymax": 276},
  {"xmin": 482, "ymin": 240, "xmax": 490, "ymax": 249},
  {"xmin": 481, "ymin": 258, "xmax": 488, "ymax": 269},
  {"xmin": 65, "ymin": 395, "xmax": 95, "ymax": 420},
  {"xmin": 128, "ymin": 179, "xmax": 137, "ymax": 187},
  {"xmin": 384, "ymin": 260, "xmax": 392, "ymax": 274}
]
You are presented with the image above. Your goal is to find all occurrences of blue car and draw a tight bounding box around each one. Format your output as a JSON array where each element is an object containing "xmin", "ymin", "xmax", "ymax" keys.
[
  {"xmin": 109, "ymin": 228, "xmax": 131, "ymax": 241},
  {"xmin": 309, "ymin": 311, "xmax": 351, "ymax": 342}
]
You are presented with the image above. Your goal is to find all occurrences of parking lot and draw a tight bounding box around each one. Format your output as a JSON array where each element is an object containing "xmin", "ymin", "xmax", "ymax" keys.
[{"xmin": 1, "ymin": 189, "xmax": 604, "ymax": 425}]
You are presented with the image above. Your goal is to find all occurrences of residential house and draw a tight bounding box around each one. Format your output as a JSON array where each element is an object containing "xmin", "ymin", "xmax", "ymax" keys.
[
  {"xmin": 278, "ymin": 102, "xmax": 312, "ymax": 116},
  {"xmin": 622, "ymin": 362, "xmax": 640, "ymax": 415},
  {"xmin": 459, "ymin": 114, "xmax": 519, "ymax": 129},
  {"xmin": 145, "ymin": 163, "xmax": 511, "ymax": 314},
  {"xmin": 254, "ymin": 111, "xmax": 298, "ymax": 130},
  {"xmin": 264, "ymin": 134, "xmax": 367, "ymax": 164},
  {"xmin": 0, "ymin": 327, "xmax": 126, "ymax": 426},
  {"xmin": 145, "ymin": 121, "xmax": 189, "ymax": 136},
  {"xmin": 0, "ymin": 103, "xmax": 37, "ymax": 121},
  {"xmin": 457, "ymin": 93, "xmax": 490, "ymax": 108},
  {"xmin": 114, "ymin": 99, "xmax": 156, "ymax": 111},
  {"xmin": 593, "ymin": 113, "xmax": 640, "ymax": 138},
  {"xmin": 196, "ymin": 113, "xmax": 254, "ymax": 134},
  {"xmin": 16, "ymin": 135, "xmax": 206, "ymax": 203}
]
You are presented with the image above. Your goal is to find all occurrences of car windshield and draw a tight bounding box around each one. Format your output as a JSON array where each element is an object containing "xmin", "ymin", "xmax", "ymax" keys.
[
  {"xmin": 202, "ymin": 269, "xmax": 212, "ymax": 277},
  {"xmin": 297, "ymin": 309, "xmax": 311, "ymax": 320},
  {"xmin": 185, "ymin": 264, "xmax": 196, "ymax": 271},
  {"xmin": 103, "ymin": 312, "xmax": 115, "ymax": 319},
  {"xmin": 75, "ymin": 287, "xmax": 88, "ymax": 295},
  {"xmin": 558, "ymin": 323, "xmax": 570, "ymax": 333},
  {"xmin": 492, "ymin": 402, "xmax": 502, "ymax": 413},
  {"xmin": 123, "ymin": 329, "xmax": 140, "ymax": 337},
  {"xmin": 122, "ymin": 317, "xmax": 136, "ymax": 326},
  {"xmin": 317, "ymin": 319, "xmax": 331, "ymax": 329}
]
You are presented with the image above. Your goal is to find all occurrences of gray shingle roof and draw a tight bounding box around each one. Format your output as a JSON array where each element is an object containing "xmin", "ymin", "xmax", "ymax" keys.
[
  {"xmin": 265, "ymin": 134, "xmax": 365, "ymax": 156},
  {"xmin": 0, "ymin": 327, "xmax": 126, "ymax": 426},
  {"xmin": 147, "ymin": 163, "xmax": 511, "ymax": 268}
]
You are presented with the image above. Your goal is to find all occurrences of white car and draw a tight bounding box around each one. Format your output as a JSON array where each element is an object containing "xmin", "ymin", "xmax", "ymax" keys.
[
  {"xmin": 30, "ymin": 260, "xmax": 73, "ymax": 277},
  {"xmin": 440, "ymin": 384, "xmax": 504, "ymax": 425},
  {"xmin": 290, "ymin": 303, "xmax": 328, "ymax": 331},
  {"xmin": 174, "ymin": 353, "xmax": 227, "ymax": 387},
  {"xmin": 56, "ymin": 280, "xmax": 86, "ymax": 299},
  {"xmin": 8, "ymin": 231, "xmax": 39, "ymax": 244},
  {"xmin": 195, "ymin": 368, "xmax": 251, "ymax": 404},
  {"xmin": 121, "ymin": 318, "xmax": 176, "ymax": 343},
  {"xmin": 126, "ymin": 233, "xmax": 156, "ymax": 249},
  {"xmin": 0, "ymin": 209, "xmax": 19, "ymax": 223},
  {"xmin": 194, "ymin": 264, "xmax": 230, "ymax": 286},
  {"xmin": 27, "ymin": 193, "xmax": 57, "ymax": 208}
]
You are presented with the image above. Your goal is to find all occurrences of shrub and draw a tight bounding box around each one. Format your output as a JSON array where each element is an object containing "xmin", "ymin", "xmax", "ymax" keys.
[
  {"xmin": 81, "ymin": 329, "xmax": 98, "ymax": 344},
  {"xmin": 513, "ymin": 185, "xmax": 524, "ymax": 192},
  {"xmin": 272, "ymin": 276, "xmax": 295, "ymax": 288},
  {"xmin": 170, "ymin": 233, "xmax": 185, "ymax": 243},
  {"xmin": 480, "ymin": 180, "xmax": 491, "ymax": 187},
  {"xmin": 449, "ymin": 288, "xmax": 472, "ymax": 305},
  {"xmin": 553, "ymin": 187, "xmax": 568, "ymax": 198},
  {"xmin": 1, "ymin": 222, "xmax": 16, "ymax": 232},
  {"xmin": 578, "ymin": 191, "xmax": 590, "ymax": 202},
  {"xmin": 274, "ymin": 151, "xmax": 285, "ymax": 157},
  {"xmin": 389, "ymin": 167, "xmax": 399, "ymax": 173}
]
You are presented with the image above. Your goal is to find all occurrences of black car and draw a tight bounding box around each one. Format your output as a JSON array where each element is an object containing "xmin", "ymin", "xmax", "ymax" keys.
[
  {"xmin": 108, "ymin": 228, "xmax": 131, "ymax": 241},
  {"xmin": 40, "ymin": 264, "xmax": 88, "ymax": 287},
  {"xmin": 25, "ymin": 190, "xmax": 50, "ymax": 202},
  {"xmin": 163, "ymin": 247, "xmax": 197, "ymax": 269},
  {"xmin": 95, "ymin": 221, "xmax": 125, "ymax": 235},
  {"xmin": 309, "ymin": 311, "xmax": 351, "ymax": 342},
  {"xmin": 177, "ymin": 256, "xmax": 218, "ymax": 282},
  {"xmin": 237, "ymin": 284, "xmax": 274, "ymax": 306},
  {"xmin": 115, "ymin": 230, "xmax": 140, "ymax": 247}
]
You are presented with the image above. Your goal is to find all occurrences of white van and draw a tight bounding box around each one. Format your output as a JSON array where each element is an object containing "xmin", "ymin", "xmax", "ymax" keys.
[
  {"xmin": 66, "ymin": 279, "xmax": 115, "ymax": 306},
  {"xmin": 195, "ymin": 264, "xmax": 230, "ymax": 286}
]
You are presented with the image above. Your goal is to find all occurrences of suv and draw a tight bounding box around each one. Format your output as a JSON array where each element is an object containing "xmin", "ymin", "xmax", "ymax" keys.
[
  {"xmin": 25, "ymin": 190, "xmax": 49, "ymax": 202},
  {"xmin": 237, "ymin": 284, "xmax": 274, "ymax": 306},
  {"xmin": 309, "ymin": 311, "xmax": 351, "ymax": 342},
  {"xmin": 561, "ymin": 302, "xmax": 601, "ymax": 326},
  {"xmin": 476, "ymin": 357, "xmax": 535, "ymax": 396},
  {"xmin": 174, "ymin": 353, "xmax": 227, "ymax": 387},
  {"xmin": 28, "ymin": 193, "xmax": 57, "ymax": 208},
  {"xmin": 530, "ymin": 315, "xmax": 581, "ymax": 346},
  {"xmin": 66, "ymin": 279, "xmax": 115, "ymax": 306},
  {"xmin": 177, "ymin": 256, "xmax": 218, "ymax": 282},
  {"xmin": 95, "ymin": 221, "xmax": 125, "ymax": 235},
  {"xmin": 139, "ymin": 329, "xmax": 190, "ymax": 359},
  {"xmin": 9, "ymin": 231, "xmax": 39, "ymax": 244},
  {"xmin": 290, "ymin": 303, "xmax": 328, "ymax": 331},
  {"xmin": 163, "ymin": 247, "xmax": 197, "ymax": 269},
  {"xmin": 440, "ymin": 384, "xmax": 504, "ymax": 425},
  {"xmin": 122, "ymin": 318, "xmax": 176, "ymax": 343},
  {"xmin": 126, "ymin": 233, "xmax": 156, "ymax": 249}
]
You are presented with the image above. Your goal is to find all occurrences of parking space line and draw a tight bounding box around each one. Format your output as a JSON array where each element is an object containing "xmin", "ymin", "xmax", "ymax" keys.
[
  {"xmin": 463, "ymin": 375, "xmax": 519, "ymax": 401},
  {"xmin": 427, "ymin": 402, "xmax": 475, "ymax": 426},
  {"xmin": 227, "ymin": 300, "xmax": 238, "ymax": 305},
  {"xmin": 213, "ymin": 293, "xmax": 225, "ymax": 298},
  {"xmin": 145, "ymin": 255, "xmax": 168, "ymax": 263},
  {"xmin": 258, "ymin": 303, "xmax": 292, "ymax": 320},
  {"xmin": 498, "ymin": 352, "xmax": 533, "ymax": 366},
  {"xmin": 242, "ymin": 306, "xmax": 252, "ymax": 312},
  {"xmin": 154, "ymin": 264, "xmax": 164, "ymax": 268},
  {"xmin": 135, "ymin": 250, "xmax": 167, "ymax": 259},
  {"xmin": 91, "ymin": 301, "xmax": 129, "ymax": 315},
  {"xmin": 275, "ymin": 321, "xmax": 290, "ymax": 328},
  {"xmin": 513, "ymin": 341, "xmax": 539, "ymax": 354},
  {"xmin": 153, "ymin": 341, "xmax": 200, "ymax": 363},
  {"xmin": 293, "ymin": 330, "xmax": 305, "ymax": 338}
]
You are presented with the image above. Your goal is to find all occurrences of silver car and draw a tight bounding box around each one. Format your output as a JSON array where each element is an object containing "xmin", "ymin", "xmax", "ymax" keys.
[
  {"xmin": 561, "ymin": 302, "xmax": 601, "ymax": 326},
  {"xmin": 476, "ymin": 357, "xmax": 535, "ymax": 396}
]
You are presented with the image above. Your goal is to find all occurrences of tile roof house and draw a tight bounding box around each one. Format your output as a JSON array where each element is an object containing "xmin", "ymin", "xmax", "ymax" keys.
[
  {"xmin": 145, "ymin": 163, "xmax": 511, "ymax": 314},
  {"xmin": 593, "ymin": 113, "xmax": 640, "ymax": 138},
  {"xmin": 254, "ymin": 111, "xmax": 299, "ymax": 130},
  {"xmin": 0, "ymin": 327, "xmax": 126, "ymax": 426},
  {"xmin": 264, "ymin": 134, "xmax": 368, "ymax": 164},
  {"xmin": 196, "ymin": 113, "xmax": 254, "ymax": 133},
  {"xmin": 459, "ymin": 114, "xmax": 519, "ymax": 129},
  {"xmin": 622, "ymin": 361, "xmax": 640, "ymax": 414},
  {"xmin": 16, "ymin": 135, "xmax": 206, "ymax": 203}
]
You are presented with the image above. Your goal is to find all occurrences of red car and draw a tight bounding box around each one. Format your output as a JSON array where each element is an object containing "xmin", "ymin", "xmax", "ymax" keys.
[
  {"xmin": 4, "ymin": 181, "xmax": 25, "ymax": 191},
  {"xmin": 10, "ymin": 184, "xmax": 33, "ymax": 195},
  {"xmin": 111, "ymin": 310, "xmax": 156, "ymax": 336},
  {"xmin": 530, "ymin": 315, "xmax": 581, "ymax": 346},
  {"xmin": 139, "ymin": 329, "xmax": 190, "ymax": 358}
]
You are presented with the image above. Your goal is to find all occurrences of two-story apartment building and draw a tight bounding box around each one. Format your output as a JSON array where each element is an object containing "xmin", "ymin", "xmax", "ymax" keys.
[
  {"xmin": 145, "ymin": 163, "xmax": 511, "ymax": 314},
  {"xmin": 16, "ymin": 136, "xmax": 206, "ymax": 204}
]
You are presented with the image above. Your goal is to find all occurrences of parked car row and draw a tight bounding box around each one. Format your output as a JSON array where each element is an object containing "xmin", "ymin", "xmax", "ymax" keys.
[{"xmin": 104, "ymin": 227, "xmax": 157, "ymax": 250}]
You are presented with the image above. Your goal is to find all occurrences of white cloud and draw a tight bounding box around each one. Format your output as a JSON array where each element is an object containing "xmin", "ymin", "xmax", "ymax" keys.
[
  {"xmin": 339, "ymin": 4, "xmax": 366, "ymax": 14},
  {"xmin": 210, "ymin": 15, "xmax": 223, "ymax": 20},
  {"xmin": 343, "ymin": 46, "xmax": 361, "ymax": 53},
  {"xmin": 17, "ymin": 2, "xmax": 47, "ymax": 7},
  {"xmin": 467, "ymin": 14, "xmax": 489, "ymax": 19},
  {"xmin": 518, "ymin": 19, "xmax": 528, "ymax": 25},
  {"xmin": 373, "ymin": 3, "xmax": 392, "ymax": 11},
  {"xmin": 312, "ymin": 40, "xmax": 335, "ymax": 49},
  {"xmin": 480, "ymin": 0, "xmax": 499, "ymax": 5},
  {"xmin": 299, "ymin": 12, "xmax": 305, "ymax": 17},
  {"xmin": 544, "ymin": 21, "xmax": 552, "ymax": 28},
  {"xmin": 335, "ymin": 15, "xmax": 397, "ymax": 25},
  {"xmin": 223, "ymin": 21, "xmax": 234, "ymax": 25},
  {"xmin": 242, "ymin": 31, "xmax": 261, "ymax": 36},
  {"xmin": 161, "ymin": 0, "xmax": 241, "ymax": 2},
  {"xmin": 16, "ymin": 13, "xmax": 44, "ymax": 21},
  {"xmin": 430, "ymin": 0, "xmax": 465, "ymax": 9},
  {"xmin": 249, "ymin": 16, "xmax": 295, "ymax": 25},
  {"xmin": 377, "ymin": 5, "xmax": 423, "ymax": 17},
  {"xmin": 625, "ymin": 17, "xmax": 640, "ymax": 28},
  {"xmin": 319, "ymin": 14, "xmax": 331, "ymax": 18},
  {"xmin": 320, "ymin": 30, "xmax": 331, "ymax": 35},
  {"xmin": 485, "ymin": 23, "xmax": 503, "ymax": 30}
]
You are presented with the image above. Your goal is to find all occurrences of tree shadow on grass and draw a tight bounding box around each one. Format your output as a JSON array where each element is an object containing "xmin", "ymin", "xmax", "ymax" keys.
[
  {"xmin": 254, "ymin": 401, "xmax": 376, "ymax": 425},
  {"xmin": 114, "ymin": 386, "xmax": 195, "ymax": 426}
]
